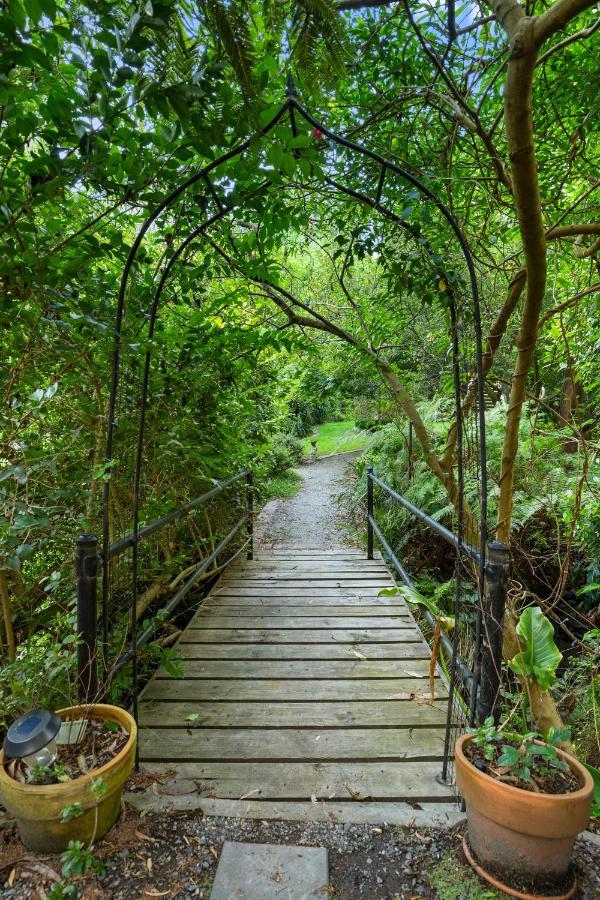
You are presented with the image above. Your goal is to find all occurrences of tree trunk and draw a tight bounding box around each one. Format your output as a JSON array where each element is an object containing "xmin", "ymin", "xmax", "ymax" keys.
[{"xmin": 0, "ymin": 570, "xmax": 16, "ymax": 663}]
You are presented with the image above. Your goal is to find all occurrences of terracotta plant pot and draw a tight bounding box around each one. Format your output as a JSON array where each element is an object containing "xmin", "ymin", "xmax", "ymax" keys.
[
  {"xmin": 0, "ymin": 704, "xmax": 136, "ymax": 853},
  {"xmin": 455, "ymin": 733, "xmax": 593, "ymax": 892}
]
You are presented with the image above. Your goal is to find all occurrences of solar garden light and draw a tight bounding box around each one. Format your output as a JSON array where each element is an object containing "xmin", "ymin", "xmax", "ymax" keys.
[{"xmin": 3, "ymin": 709, "xmax": 61, "ymax": 773}]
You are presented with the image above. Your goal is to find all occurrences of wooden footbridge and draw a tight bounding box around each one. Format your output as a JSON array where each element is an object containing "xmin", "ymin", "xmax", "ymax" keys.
[{"xmin": 135, "ymin": 544, "xmax": 455, "ymax": 821}]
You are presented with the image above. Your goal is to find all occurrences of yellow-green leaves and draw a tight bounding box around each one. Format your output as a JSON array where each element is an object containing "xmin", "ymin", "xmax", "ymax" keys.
[{"xmin": 508, "ymin": 606, "xmax": 562, "ymax": 691}]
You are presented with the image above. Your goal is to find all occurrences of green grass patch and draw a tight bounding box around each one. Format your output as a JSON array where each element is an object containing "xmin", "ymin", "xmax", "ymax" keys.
[
  {"xmin": 302, "ymin": 420, "xmax": 371, "ymax": 457},
  {"xmin": 264, "ymin": 469, "xmax": 302, "ymax": 501},
  {"xmin": 429, "ymin": 852, "xmax": 502, "ymax": 899}
]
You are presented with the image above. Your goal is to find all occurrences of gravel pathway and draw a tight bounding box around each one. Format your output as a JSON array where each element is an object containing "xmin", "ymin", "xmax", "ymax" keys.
[{"xmin": 255, "ymin": 451, "xmax": 361, "ymax": 547}]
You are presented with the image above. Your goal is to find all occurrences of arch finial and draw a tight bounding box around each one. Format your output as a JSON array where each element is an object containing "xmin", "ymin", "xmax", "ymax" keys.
[{"xmin": 285, "ymin": 72, "xmax": 298, "ymax": 98}]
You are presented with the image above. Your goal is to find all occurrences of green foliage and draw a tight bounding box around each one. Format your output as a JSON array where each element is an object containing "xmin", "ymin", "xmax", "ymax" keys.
[
  {"xmin": 60, "ymin": 841, "xmax": 105, "ymax": 879},
  {"xmin": 582, "ymin": 762, "xmax": 600, "ymax": 818},
  {"xmin": 27, "ymin": 759, "xmax": 71, "ymax": 784},
  {"xmin": 90, "ymin": 776, "xmax": 108, "ymax": 800},
  {"xmin": 48, "ymin": 883, "xmax": 79, "ymax": 900},
  {"xmin": 508, "ymin": 607, "xmax": 562, "ymax": 691},
  {"xmin": 429, "ymin": 851, "xmax": 501, "ymax": 899},
  {"xmin": 468, "ymin": 718, "xmax": 571, "ymax": 785},
  {"xmin": 263, "ymin": 470, "xmax": 303, "ymax": 501},
  {"xmin": 59, "ymin": 803, "xmax": 84, "ymax": 823},
  {"xmin": 379, "ymin": 582, "xmax": 454, "ymax": 628},
  {"xmin": 302, "ymin": 420, "xmax": 372, "ymax": 457}
]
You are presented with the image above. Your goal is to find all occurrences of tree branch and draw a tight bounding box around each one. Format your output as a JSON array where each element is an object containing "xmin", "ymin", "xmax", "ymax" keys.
[
  {"xmin": 535, "ymin": 0, "xmax": 600, "ymax": 46},
  {"xmin": 539, "ymin": 282, "xmax": 600, "ymax": 327},
  {"xmin": 537, "ymin": 13, "xmax": 600, "ymax": 64}
]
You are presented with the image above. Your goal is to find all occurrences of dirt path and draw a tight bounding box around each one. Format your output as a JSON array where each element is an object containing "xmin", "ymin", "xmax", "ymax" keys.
[{"xmin": 255, "ymin": 451, "xmax": 361, "ymax": 547}]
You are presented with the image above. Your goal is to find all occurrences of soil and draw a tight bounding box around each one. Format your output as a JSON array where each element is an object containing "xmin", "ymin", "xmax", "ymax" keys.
[
  {"xmin": 4, "ymin": 718, "xmax": 129, "ymax": 785},
  {"xmin": 254, "ymin": 451, "xmax": 361, "ymax": 547},
  {"xmin": 1, "ymin": 806, "xmax": 598, "ymax": 899},
  {"xmin": 465, "ymin": 738, "xmax": 581, "ymax": 795}
]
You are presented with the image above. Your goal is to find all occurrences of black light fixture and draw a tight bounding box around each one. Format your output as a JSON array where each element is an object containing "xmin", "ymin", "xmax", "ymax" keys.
[{"xmin": 3, "ymin": 709, "xmax": 61, "ymax": 769}]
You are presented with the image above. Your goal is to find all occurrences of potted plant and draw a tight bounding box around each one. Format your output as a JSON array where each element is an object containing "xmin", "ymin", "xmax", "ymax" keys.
[
  {"xmin": 456, "ymin": 607, "xmax": 594, "ymax": 899},
  {"xmin": 0, "ymin": 703, "xmax": 136, "ymax": 853}
]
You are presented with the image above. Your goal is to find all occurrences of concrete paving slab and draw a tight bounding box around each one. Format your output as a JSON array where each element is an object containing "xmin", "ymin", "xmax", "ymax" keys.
[{"xmin": 210, "ymin": 840, "xmax": 329, "ymax": 899}]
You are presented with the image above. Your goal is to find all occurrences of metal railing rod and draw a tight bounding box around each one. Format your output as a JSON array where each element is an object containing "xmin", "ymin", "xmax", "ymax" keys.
[
  {"xmin": 370, "ymin": 473, "xmax": 481, "ymax": 564},
  {"xmin": 105, "ymin": 470, "xmax": 250, "ymax": 561},
  {"xmin": 369, "ymin": 514, "xmax": 473, "ymax": 692},
  {"xmin": 108, "ymin": 511, "xmax": 251, "ymax": 680}
]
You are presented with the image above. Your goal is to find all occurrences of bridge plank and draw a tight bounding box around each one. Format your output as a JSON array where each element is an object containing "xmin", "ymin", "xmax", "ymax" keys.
[
  {"xmin": 212, "ymin": 588, "xmax": 397, "ymax": 597},
  {"xmin": 144, "ymin": 678, "xmax": 447, "ymax": 700},
  {"xmin": 201, "ymin": 605, "xmax": 410, "ymax": 617},
  {"xmin": 188, "ymin": 616, "xmax": 415, "ymax": 630},
  {"xmin": 178, "ymin": 627, "xmax": 421, "ymax": 642},
  {"xmin": 175, "ymin": 642, "xmax": 429, "ymax": 659},
  {"xmin": 156, "ymin": 659, "xmax": 432, "ymax": 679},
  {"xmin": 138, "ymin": 727, "xmax": 447, "ymax": 761},
  {"xmin": 206, "ymin": 596, "xmax": 404, "ymax": 606},
  {"xmin": 139, "ymin": 761, "xmax": 453, "ymax": 801},
  {"xmin": 138, "ymin": 700, "xmax": 449, "ymax": 727}
]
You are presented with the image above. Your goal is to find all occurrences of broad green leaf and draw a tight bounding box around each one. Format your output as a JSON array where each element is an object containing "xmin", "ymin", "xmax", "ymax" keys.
[
  {"xmin": 497, "ymin": 745, "xmax": 520, "ymax": 767},
  {"xmin": 388, "ymin": 584, "xmax": 454, "ymax": 627},
  {"xmin": 508, "ymin": 607, "xmax": 562, "ymax": 691}
]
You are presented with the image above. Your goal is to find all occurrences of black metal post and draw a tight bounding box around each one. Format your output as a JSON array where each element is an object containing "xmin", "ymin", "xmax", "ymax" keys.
[
  {"xmin": 367, "ymin": 465, "xmax": 374, "ymax": 560},
  {"xmin": 246, "ymin": 470, "xmax": 254, "ymax": 560},
  {"xmin": 76, "ymin": 535, "xmax": 99, "ymax": 703},
  {"xmin": 408, "ymin": 423, "xmax": 414, "ymax": 481},
  {"xmin": 477, "ymin": 540, "xmax": 510, "ymax": 724}
]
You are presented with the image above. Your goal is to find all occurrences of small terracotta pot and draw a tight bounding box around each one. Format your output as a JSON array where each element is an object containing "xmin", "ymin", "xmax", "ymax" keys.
[
  {"xmin": 455, "ymin": 733, "xmax": 593, "ymax": 889},
  {"xmin": 0, "ymin": 704, "xmax": 136, "ymax": 853}
]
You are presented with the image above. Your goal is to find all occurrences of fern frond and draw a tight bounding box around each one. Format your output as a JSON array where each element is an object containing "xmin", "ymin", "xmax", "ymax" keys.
[
  {"xmin": 291, "ymin": 0, "xmax": 348, "ymax": 91},
  {"xmin": 203, "ymin": 0, "xmax": 258, "ymax": 99}
]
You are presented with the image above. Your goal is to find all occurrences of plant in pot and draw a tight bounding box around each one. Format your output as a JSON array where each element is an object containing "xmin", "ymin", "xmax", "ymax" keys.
[
  {"xmin": 0, "ymin": 703, "xmax": 137, "ymax": 853},
  {"xmin": 456, "ymin": 606, "xmax": 594, "ymax": 900}
]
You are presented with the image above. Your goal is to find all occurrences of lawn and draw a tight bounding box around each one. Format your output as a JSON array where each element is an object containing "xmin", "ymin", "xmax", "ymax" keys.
[{"xmin": 302, "ymin": 420, "xmax": 372, "ymax": 457}]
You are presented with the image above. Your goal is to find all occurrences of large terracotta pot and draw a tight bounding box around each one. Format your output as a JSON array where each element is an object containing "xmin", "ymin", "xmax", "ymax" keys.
[
  {"xmin": 455, "ymin": 733, "xmax": 593, "ymax": 891},
  {"xmin": 0, "ymin": 704, "xmax": 136, "ymax": 853}
]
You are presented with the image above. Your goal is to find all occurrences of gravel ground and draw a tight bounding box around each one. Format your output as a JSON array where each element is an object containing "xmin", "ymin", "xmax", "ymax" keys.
[
  {"xmin": 1, "ymin": 808, "xmax": 598, "ymax": 899},
  {"xmin": 255, "ymin": 452, "xmax": 361, "ymax": 547}
]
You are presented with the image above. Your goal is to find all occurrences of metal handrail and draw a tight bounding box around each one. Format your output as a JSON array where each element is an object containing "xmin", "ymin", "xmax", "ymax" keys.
[
  {"xmin": 370, "ymin": 472, "xmax": 481, "ymax": 564},
  {"xmin": 366, "ymin": 466, "xmax": 474, "ymax": 692},
  {"xmin": 75, "ymin": 469, "xmax": 254, "ymax": 701},
  {"xmin": 368, "ymin": 513, "xmax": 473, "ymax": 691},
  {"xmin": 104, "ymin": 469, "xmax": 251, "ymax": 561},
  {"xmin": 108, "ymin": 510, "xmax": 251, "ymax": 679}
]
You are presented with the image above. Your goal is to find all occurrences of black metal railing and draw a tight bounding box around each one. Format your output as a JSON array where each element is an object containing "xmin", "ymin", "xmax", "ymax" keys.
[
  {"xmin": 75, "ymin": 469, "xmax": 254, "ymax": 704},
  {"xmin": 366, "ymin": 465, "xmax": 509, "ymax": 780}
]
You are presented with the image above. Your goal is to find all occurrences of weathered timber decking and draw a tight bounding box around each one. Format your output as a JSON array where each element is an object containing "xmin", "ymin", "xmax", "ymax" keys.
[{"xmin": 137, "ymin": 546, "xmax": 454, "ymax": 818}]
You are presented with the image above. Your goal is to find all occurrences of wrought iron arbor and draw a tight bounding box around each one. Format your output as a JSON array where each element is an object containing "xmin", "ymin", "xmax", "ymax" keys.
[{"xmin": 76, "ymin": 80, "xmax": 507, "ymax": 784}]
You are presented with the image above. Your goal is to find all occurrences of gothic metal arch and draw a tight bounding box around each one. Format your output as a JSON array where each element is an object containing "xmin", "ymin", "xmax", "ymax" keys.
[{"xmin": 102, "ymin": 80, "xmax": 489, "ymax": 774}]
